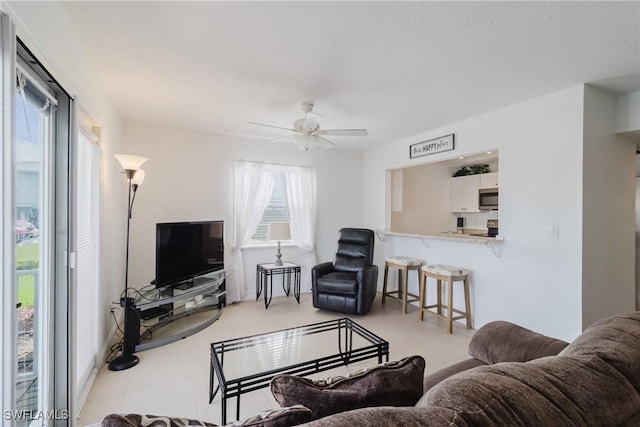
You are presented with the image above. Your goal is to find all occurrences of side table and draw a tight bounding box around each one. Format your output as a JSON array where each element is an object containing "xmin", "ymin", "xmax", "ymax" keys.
[{"xmin": 256, "ymin": 262, "xmax": 301, "ymax": 309}]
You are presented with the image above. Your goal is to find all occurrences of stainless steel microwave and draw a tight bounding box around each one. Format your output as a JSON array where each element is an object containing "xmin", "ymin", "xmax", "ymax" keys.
[{"xmin": 479, "ymin": 188, "xmax": 498, "ymax": 210}]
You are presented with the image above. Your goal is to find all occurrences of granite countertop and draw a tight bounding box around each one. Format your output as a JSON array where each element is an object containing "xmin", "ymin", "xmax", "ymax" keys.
[{"xmin": 377, "ymin": 230, "xmax": 503, "ymax": 244}]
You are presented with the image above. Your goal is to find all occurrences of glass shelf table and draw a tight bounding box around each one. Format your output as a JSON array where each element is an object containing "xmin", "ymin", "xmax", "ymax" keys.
[{"xmin": 209, "ymin": 317, "xmax": 389, "ymax": 424}]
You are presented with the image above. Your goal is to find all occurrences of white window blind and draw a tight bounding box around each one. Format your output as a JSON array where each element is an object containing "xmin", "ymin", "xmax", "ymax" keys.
[
  {"xmin": 75, "ymin": 129, "xmax": 100, "ymax": 394},
  {"xmin": 252, "ymin": 173, "xmax": 290, "ymax": 241}
]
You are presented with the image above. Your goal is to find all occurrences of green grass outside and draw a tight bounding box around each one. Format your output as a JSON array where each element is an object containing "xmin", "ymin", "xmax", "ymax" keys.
[{"xmin": 16, "ymin": 242, "xmax": 38, "ymax": 307}]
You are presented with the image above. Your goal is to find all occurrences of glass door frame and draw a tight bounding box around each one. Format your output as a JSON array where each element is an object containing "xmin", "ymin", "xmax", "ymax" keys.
[{"xmin": 1, "ymin": 12, "xmax": 75, "ymax": 425}]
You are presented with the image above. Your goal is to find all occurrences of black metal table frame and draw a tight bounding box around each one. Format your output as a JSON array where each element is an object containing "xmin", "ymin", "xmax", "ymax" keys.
[
  {"xmin": 256, "ymin": 263, "xmax": 301, "ymax": 309},
  {"xmin": 209, "ymin": 318, "xmax": 389, "ymax": 424}
]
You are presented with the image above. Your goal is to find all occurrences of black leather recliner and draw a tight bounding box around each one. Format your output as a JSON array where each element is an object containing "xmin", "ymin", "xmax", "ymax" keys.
[{"xmin": 311, "ymin": 228, "xmax": 378, "ymax": 315}]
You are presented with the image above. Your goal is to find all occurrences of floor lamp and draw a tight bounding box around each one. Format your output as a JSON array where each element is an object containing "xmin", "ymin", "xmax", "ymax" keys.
[{"xmin": 109, "ymin": 154, "xmax": 147, "ymax": 371}]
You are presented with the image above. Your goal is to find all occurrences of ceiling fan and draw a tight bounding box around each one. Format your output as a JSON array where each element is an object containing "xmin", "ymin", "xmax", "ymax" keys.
[{"xmin": 248, "ymin": 103, "xmax": 368, "ymax": 151}]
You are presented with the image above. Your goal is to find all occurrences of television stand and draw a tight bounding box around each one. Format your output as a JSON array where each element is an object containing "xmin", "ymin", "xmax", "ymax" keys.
[
  {"xmin": 172, "ymin": 281, "xmax": 193, "ymax": 291},
  {"xmin": 127, "ymin": 270, "xmax": 227, "ymax": 352}
]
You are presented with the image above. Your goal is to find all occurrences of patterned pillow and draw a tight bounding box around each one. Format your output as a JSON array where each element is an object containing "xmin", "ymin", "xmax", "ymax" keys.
[
  {"xmin": 101, "ymin": 406, "xmax": 311, "ymax": 427},
  {"xmin": 224, "ymin": 405, "xmax": 311, "ymax": 427},
  {"xmin": 101, "ymin": 413, "xmax": 217, "ymax": 427},
  {"xmin": 270, "ymin": 355, "xmax": 425, "ymax": 420}
]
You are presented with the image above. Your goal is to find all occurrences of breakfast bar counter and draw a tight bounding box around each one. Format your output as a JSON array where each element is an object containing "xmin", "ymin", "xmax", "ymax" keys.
[{"xmin": 376, "ymin": 230, "xmax": 503, "ymax": 244}]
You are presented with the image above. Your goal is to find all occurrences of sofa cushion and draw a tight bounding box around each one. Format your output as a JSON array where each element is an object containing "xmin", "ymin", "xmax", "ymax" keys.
[
  {"xmin": 270, "ymin": 355, "xmax": 425, "ymax": 421},
  {"xmin": 101, "ymin": 406, "xmax": 312, "ymax": 427},
  {"xmin": 418, "ymin": 353, "xmax": 640, "ymax": 426},
  {"xmin": 303, "ymin": 406, "xmax": 469, "ymax": 427},
  {"xmin": 468, "ymin": 320, "xmax": 569, "ymax": 364},
  {"xmin": 559, "ymin": 311, "xmax": 640, "ymax": 393}
]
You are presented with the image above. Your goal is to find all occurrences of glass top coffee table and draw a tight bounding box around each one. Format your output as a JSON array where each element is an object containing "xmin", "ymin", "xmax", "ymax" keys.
[{"xmin": 209, "ymin": 318, "xmax": 389, "ymax": 424}]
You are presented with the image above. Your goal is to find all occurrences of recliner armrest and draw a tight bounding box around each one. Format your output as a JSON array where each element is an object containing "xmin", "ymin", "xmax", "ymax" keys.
[
  {"xmin": 356, "ymin": 264, "xmax": 378, "ymax": 285},
  {"xmin": 312, "ymin": 262, "xmax": 335, "ymax": 279},
  {"xmin": 469, "ymin": 321, "xmax": 569, "ymax": 364}
]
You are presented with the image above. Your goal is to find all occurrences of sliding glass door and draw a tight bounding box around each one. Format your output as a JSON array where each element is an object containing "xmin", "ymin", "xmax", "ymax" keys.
[{"xmin": 1, "ymin": 13, "xmax": 74, "ymax": 425}]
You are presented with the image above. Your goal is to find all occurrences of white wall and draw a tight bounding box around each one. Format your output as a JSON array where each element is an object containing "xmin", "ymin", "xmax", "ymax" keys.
[
  {"xmin": 365, "ymin": 86, "xmax": 594, "ymax": 341},
  {"xmin": 122, "ymin": 123, "xmax": 364, "ymax": 306},
  {"xmin": 616, "ymin": 90, "xmax": 640, "ymax": 134},
  {"xmin": 582, "ymin": 85, "xmax": 636, "ymax": 328}
]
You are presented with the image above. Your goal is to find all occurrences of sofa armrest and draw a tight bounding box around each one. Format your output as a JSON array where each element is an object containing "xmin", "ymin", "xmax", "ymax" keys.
[
  {"xmin": 423, "ymin": 358, "xmax": 486, "ymax": 393},
  {"xmin": 469, "ymin": 321, "xmax": 569, "ymax": 364}
]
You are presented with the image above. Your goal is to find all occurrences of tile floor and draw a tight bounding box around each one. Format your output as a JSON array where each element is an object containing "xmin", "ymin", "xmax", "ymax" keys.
[{"xmin": 77, "ymin": 293, "xmax": 475, "ymax": 426}]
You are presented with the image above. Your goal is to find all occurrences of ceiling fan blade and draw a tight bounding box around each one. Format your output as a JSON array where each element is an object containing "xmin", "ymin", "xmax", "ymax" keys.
[
  {"xmin": 302, "ymin": 112, "xmax": 321, "ymax": 132},
  {"xmin": 315, "ymin": 135, "xmax": 336, "ymax": 148},
  {"xmin": 267, "ymin": 134, "xmax": 334, "ymax": 151},
  {"xmin": 248, "ymin": 122, "xmax": 297, "ymax": 132},
  {"xmin": 315, "ymin": 129, "xmax": 368, "ymax": 137},
  {"xmin": 267, "ymin": 135, "xmax": 299, "ymax": 144}
]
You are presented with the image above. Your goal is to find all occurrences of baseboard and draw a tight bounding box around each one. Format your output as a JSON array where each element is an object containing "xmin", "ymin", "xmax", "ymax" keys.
[
  {"xmin": 75, "ymin": 366, "xmax": 99, "ymax": 421},
  {"xmin": 76, "ymin": 310, "xmax": 122, "ymax": 422},
  {"xmin": 101, "ymin": 308, "xmax": 123, "ymax": 362}
]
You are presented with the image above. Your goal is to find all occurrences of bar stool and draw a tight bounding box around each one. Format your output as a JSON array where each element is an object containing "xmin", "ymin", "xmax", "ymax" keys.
[
  {"xmin": 381, "ymin": 256, "xmax": 424, "ymax": 313},
  {"xmin": 419, "ymin": 264, "xmax": 472, "ymax": 334}
]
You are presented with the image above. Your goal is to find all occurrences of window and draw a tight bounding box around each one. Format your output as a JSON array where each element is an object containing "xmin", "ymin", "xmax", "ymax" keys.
[
  {"xmin": 233, "ymin": 161, "xmax": 316, "ymax": 301},
  {"xmin": 75, "ymin": 128, "xmax": 100, "ymax": 402},
  {"xmin": 252, "ymin": 173, "xmax": 290, "ymax": 242}
]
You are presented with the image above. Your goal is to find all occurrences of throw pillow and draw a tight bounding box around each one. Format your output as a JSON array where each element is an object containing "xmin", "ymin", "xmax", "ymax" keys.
[
  {"xmin": 101, "ymin": 413, "xmax": 217, "ymax": 427},
  {"xmin": 224, "ymin": 405, "xmax": 311, "ymax": 427},
  {"xmin": 270, "ymin": 355, "xmax": 425, "ymax": 420},
  {"xmin": 101, "ymin": 406, "xmax": 311, "ymax": 427}
]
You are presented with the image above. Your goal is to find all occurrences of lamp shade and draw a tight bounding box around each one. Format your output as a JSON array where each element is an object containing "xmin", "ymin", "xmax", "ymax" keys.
[
  {"xmin": 114, "ymin": 154, "xmax": 148, "ymax": 171},
  {"xmin": 268, "ymin": 222, "xmax": 291, "ymax": 241},
  {"xmin": 131, "ymin": 169, "xmax": 146, "ymax": 186}
]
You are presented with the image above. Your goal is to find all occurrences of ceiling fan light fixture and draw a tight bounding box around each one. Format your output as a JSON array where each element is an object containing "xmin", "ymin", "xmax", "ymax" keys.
[{"xmin": 294, "ymin": 134, "xmax": 314, "ymax": 151}]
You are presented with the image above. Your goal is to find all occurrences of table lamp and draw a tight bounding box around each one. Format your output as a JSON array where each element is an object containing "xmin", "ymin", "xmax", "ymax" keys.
[{"xmin": 268, "ymin": 222, "xmax": 291, "ymax": 266}]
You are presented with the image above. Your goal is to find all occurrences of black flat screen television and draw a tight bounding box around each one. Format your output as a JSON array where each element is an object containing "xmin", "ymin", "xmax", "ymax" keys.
[{"xmin": 155, "ymin": 221, "xmax": 224, "ymax": 288}]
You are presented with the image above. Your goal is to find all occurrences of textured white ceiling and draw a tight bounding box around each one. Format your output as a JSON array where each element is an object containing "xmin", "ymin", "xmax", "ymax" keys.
[{"xmin": 59, "ymin": 1, "xmax": 640, "ymax": 150}]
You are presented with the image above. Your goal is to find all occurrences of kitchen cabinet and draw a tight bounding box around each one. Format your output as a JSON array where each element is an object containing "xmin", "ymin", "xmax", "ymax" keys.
[
  {"xmin": 480, "ymin": 172, "xmax": 498, "ymax": 189},
  {"xmin": 451, "ymin": 175, "xmax": 480, "ymax": 213}
]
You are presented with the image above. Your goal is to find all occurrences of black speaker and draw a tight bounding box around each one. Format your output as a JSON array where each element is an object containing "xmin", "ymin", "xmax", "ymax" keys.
[{"xmin": 456, "ymin": 217, "xmax": 465, "ymax": 228}]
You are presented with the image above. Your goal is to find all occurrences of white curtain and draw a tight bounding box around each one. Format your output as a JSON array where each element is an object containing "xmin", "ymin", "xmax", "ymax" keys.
[
  {"xmin": 232, "ymin": 161, "xmax": 274, "ymax": 301},
  {"xmin": 282, "ymin": 164, "xmax": 316, "ymax": 293},
  {"xmin": 284, "ymin": 166, "xmax": 317, "ymax": 268}
]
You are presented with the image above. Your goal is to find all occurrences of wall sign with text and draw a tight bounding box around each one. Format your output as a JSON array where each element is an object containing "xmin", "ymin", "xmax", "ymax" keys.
[{"xmin": 410, "ymin": 134, "xmax": 455, "ymax": 158}]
